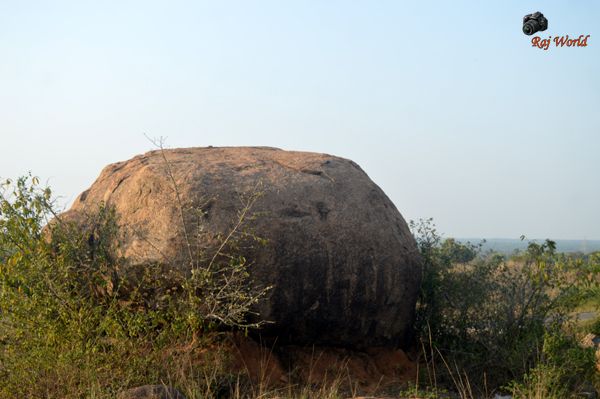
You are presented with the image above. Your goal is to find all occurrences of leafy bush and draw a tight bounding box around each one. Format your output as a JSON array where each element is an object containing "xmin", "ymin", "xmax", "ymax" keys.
[
  {"xmin": 0, "ymin": 175, "xmax": 268, "ymax": 398},
  {"xmin": 507, "ymin": 331, "xmax": 596, "ymax": 398},
  {"xmin": 410, "ymin": 218, "xmax": 591, "ymax": 393}
]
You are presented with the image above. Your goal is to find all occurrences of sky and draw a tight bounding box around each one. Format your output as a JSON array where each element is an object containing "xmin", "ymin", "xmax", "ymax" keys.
[{"xmin": 1, "ymin": 1, "xmax": 598, "ymax": 240}]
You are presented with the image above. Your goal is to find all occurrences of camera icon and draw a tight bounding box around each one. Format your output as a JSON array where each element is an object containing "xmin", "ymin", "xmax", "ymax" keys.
[{"xmin": 523, "ymin": 12, "xmax": 548, "ymax": 35}]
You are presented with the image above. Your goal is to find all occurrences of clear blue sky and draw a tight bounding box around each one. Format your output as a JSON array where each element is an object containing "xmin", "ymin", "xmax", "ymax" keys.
[{"xmin": 1, "ymin": 1, "xmax": 598, "ymax": 239}]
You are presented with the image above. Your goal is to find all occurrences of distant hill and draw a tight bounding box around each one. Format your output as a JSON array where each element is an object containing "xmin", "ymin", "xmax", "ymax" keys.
[{"xmin": 456, "ymin": 238, "xmax": 600, "ymax": 255}]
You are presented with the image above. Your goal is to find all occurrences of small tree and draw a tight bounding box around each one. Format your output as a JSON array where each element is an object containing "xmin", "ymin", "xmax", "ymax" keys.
[{"xmin": 410, "ymin": 218, "xmax": 590, "ymax": 393}]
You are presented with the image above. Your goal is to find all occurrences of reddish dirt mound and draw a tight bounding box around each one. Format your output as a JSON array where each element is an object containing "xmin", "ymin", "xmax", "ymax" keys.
[{"xmin": 229, "ymin": 333, "xmax": 417, "ymax": 393}]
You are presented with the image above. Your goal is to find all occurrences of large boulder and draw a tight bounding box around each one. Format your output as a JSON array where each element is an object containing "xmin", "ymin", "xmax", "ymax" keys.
[{"xmin": 63, "ymin": 147, "xmax": 421, "ymax": 348}]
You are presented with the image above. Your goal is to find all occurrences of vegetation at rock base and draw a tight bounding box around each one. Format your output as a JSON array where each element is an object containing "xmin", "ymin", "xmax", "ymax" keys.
[
  {"xmin": 0, "ymin": 175, "xmax": 269, "ymax": 398},
  {"xmin": 1, "ymin": 176, "xmax": 600, "ymax": 398}
]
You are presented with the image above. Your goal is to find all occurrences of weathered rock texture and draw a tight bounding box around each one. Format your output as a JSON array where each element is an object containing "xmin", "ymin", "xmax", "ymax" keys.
[{"xmin": 63, "ymin": 147, "xmax": 421, "ymax": 348}]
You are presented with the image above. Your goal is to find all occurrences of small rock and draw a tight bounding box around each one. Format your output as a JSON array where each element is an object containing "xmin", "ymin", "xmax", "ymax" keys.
[
  {"xmin": 581, "ymin": 333, "xmax": 600, "ymax": 349},
  {"xmin": 116, "ymin": 385, "xmax": 186, "ymax": 399},
  {"xmin": 579, "ymin": 380, "xmax": 599, "ymax": 399},
  {"xmin": 580, "ymin": 333, "xmax": 600, "ymax": 372},
  {"xmin": 349, "ymin": 397, "xmax": 395, "ymax": 399}
]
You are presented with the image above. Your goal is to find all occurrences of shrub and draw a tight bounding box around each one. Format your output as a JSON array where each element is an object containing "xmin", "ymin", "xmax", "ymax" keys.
[
  {"xmin": 410, "ymin": 218, "xmax": 590, "ymax": 393},
  {"xmin": 0, "ymin": 175, "xmax": 268, "ymax": 398},
  {"xmin": 507, "ymin": 331, "xmax": 596, "ymax": 398}
]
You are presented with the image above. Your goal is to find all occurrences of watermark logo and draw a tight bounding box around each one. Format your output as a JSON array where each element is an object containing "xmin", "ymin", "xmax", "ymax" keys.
[
  {"xmin": 523, "ymin": 12, "xmax": 548, "ymax": 36},
  {"xmin": 531, "ymin": 35, "xmax": 591, "ymax": 50},
  {"xmin": 523, "ymin": 11, "xmax": 591, "ymax": 50}
]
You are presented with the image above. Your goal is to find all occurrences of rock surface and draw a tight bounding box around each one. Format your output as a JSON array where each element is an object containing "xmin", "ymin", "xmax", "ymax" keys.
[
  {"xmin": 62, "ymin": 147, "xmax": 421, "ymax": 348},
  {"xmin": 581, "ymin": 333, "xmax": 600, "ymax": 373}
]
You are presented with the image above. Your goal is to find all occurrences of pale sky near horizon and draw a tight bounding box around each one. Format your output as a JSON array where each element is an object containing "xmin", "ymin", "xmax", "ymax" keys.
[{"xmin": 1, "ymin": 1, "xmax": 598, "ymax": 240}]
